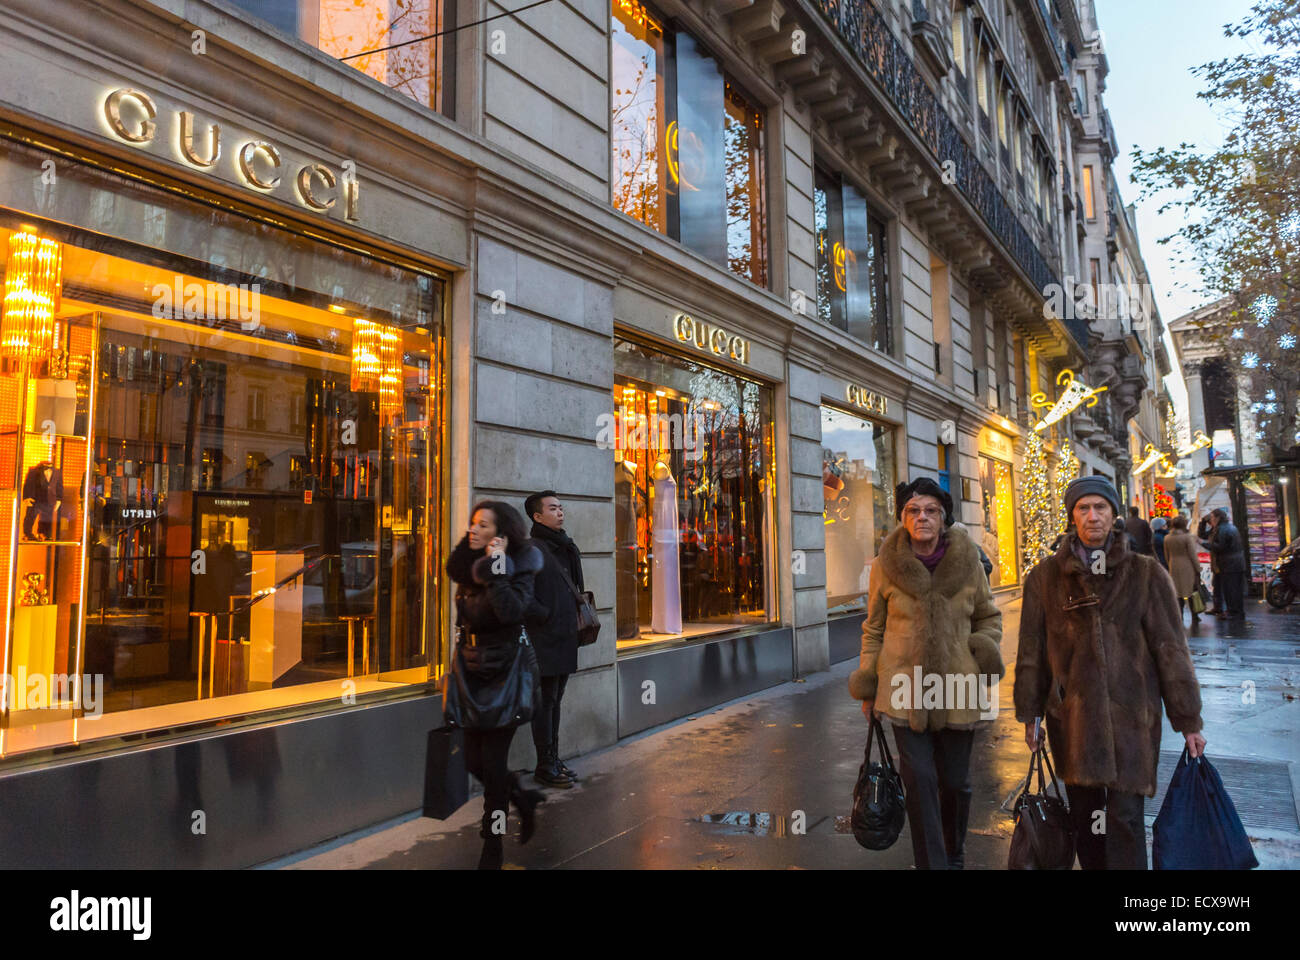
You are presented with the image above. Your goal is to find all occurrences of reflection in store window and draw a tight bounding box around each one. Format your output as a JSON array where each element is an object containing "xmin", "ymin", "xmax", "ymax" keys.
[
  {"xmin": 0, "ymin": 140, "xmax": 445, "ymax": 757},
  {"xmin": 979, "ymin": 455, "xmax": 1019, "ymax": 587},
  {"xmin": 612, "ymin": 337, "xmax": 776, "ymax": 649},
  {"xmin": 821, "ymin": 406, "xmax": 897, "ymax": 614}
]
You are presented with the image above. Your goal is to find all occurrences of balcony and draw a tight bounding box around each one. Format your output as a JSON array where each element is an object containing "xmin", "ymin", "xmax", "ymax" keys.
[{"xmin": 812, "ymin": 0, "xmax": 1066, "ymax": 330}]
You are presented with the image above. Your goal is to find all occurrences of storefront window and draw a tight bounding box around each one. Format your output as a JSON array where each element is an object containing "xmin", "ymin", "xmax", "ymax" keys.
[
  {"xmin": 0, "ymin": 139, "xmax": 444, "ymax": 757},
  {"xmin": 813, "ymin": 166, "xmax": 891, "ymax": 354},
  {"xmin": 979, "ymin": 455, "xmax": 1019, "ymax": 587},
  {"xmin": 610, "ymin": 0, "xmax": 768, "ymax": 287},
  {"xmin": 229, "ymin": 0, "xmax": 455, "ymax": 116},
  {"xmin": 612, "ymin": 336, "xmax": 775, "ymax": 649},
  {"xmin": 821, "ymin": 406, "xmax": 897, "ymax": 614}
]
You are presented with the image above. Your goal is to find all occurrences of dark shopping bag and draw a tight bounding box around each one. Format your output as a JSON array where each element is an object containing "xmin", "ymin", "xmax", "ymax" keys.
[
  {"xmin": 1009, "ymin": 746, "xmax": 1075, "ymax": 869},
  {"xmin": 1152, "ymin": 749, "xmax": 1258, "ymax": 870},
  {"xmin": 851, "ymin": 714, "xmax": 906, "ymax": 850},
  {"xmin": 422, "ymin": 726, "xmax": 468, "ymax": 819}
]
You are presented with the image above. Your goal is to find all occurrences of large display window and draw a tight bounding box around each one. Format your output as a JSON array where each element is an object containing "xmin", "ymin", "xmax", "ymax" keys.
[
  {"xmin": 0, "ymin": 139, "xmax": 445, "ymax": 757},
  {"xmin": 821, "ymin": 405, "xmax": 897, "ymax": 614},
  {"xmin": 979, "ymin": 454, "xmax": 1019, "ymax": 587},
  {"xmin": 612, "ymin": 336, "xmax": 775, "ymax": 649}
]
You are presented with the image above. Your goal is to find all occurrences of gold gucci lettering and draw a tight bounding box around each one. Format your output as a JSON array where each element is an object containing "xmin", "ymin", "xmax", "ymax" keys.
[
  {"xmin": 673, "ymin": 313, "xmax": 750, "ymax": 364},
  {"xmin": 846, "ymin": 383, "xmax": 888, "ymax": 415}
]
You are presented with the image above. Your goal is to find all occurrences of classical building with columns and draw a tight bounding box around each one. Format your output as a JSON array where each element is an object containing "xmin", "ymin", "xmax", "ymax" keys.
[{"xmin": 0, "ymin": 0, "xmax": 1178, "ymax": 866}]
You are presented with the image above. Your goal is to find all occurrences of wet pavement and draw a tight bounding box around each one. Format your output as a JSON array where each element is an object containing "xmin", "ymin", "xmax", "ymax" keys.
[{"xmin": 269, "ymin": 596, "xmax": 1300, "ymax": 870}]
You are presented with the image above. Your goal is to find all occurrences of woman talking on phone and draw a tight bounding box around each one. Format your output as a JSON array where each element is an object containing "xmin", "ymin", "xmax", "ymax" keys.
[{"xmin": 445, "ymin": 500, "xmax": 546, "ymax": 869}]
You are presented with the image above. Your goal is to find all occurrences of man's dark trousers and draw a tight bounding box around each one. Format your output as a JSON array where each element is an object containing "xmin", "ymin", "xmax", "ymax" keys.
[
  {"xmin": 1221, "ymin": 570, "xmax": 1246, "ymax": 618},
  {"xmin": 1064, "ymin": 783, "xmax": 1148, "ymax": 869},
  {"xmin": 531, "ymin": 674, "xmax": 568, "ymax": 763}
]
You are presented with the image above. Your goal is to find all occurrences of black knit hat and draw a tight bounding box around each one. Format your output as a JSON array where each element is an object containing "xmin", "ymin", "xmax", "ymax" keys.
[
  {"xmin": 895, "ymin": 477, "xmax": 955, "ymax": 526},
  {"xmin": 1063, "ymin": 475, "xmax": 1122, "ymax": 518}
]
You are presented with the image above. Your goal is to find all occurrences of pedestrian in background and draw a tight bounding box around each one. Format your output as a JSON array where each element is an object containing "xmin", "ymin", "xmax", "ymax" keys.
[
  {"xmin": 1164, "ymin": 515, "xmax": 1203, "ymax": 624},
  {"xmin": 523, "ymin": 489, "xmax": 584, "ymax": 788},
  {"xmin": 1151, "ymin": 516, "xmax": 1169, "ymax": 568},
  {"xmin": 849, "ymin": 477, "xmax": 1004, "ymax": 869},
  {"xmin": 1197, "ymin": 514, "xmax": 1222, "ymax": 613},
  {"xmin": 1125, "ymin": 505, "xmax": 1154, "ymax": 556},
  {"xmin": 446, "ymin": 501, "xmax": 547, "ymax": 870},
  {"xmin": 1202, "ymin": 508, "xmax": 1246, "ymax": 619},
  {"xmin": 1015, "ymin": 476, "xmax": 1204, "ymax": 870}
]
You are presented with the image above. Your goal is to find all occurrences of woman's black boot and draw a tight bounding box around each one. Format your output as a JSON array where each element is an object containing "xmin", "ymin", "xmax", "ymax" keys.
[
  {"xmin": 478, "ymin": 814, "xmax": 504, "ymax": 870},
  {"xmin": 509, "ymin": 775, "xmax": 547, "ymax": 845}
]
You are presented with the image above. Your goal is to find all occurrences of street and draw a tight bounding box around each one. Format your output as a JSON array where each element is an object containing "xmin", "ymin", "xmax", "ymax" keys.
[{"xmin": 272, "ymin": 596, "xmax": 1300, "ymax": 870}]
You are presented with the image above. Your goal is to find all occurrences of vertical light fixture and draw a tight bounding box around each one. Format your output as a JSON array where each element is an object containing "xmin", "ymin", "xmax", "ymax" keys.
[
  {"xmin": 351, "ymin": 317, "xmax": 402, "ymax": 415},
  {"xmin": 2, "ymin": 232, "xmax": 62, "ymax": 367}
]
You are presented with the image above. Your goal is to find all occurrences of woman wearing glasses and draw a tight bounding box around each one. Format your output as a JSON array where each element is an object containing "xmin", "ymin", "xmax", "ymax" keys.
[{"xmin": 848, "ymin": 477, "xmax": 1004, "ymax": 868}]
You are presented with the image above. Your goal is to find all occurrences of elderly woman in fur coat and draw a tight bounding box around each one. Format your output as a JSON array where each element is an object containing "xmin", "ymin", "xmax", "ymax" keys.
[
  {"xmin": 849, "ymin": 477, "xmax": 1004, "ymax": 869},
  {"xmin": 1015, "ymin": 475, "xmax": 1205, "ymax": 870}
]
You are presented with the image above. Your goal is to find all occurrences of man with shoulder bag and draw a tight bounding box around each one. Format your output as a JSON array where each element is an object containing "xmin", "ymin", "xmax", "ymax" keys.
[{"xmin": 523, "ymin": 490, "xmax": 591, "ymax": 787}]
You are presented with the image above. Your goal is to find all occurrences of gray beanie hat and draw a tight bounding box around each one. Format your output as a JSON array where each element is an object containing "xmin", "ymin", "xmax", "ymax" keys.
[{"xmin": 1063, "ymin": 475, "xmax": 1122, "ymax": 518}]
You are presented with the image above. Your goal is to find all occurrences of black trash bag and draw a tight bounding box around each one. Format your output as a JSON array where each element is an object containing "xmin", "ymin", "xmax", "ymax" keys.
[
  {"xmin": 851, "ymin": 713, "xmax": 906, "ymax": 850},
  {"xmin": 1008, "ymin": 746, "xmax": 1075, "ymax": 870},
  {"xmin": 1153, "ymin": 749, "xmax": 1259, "ymax": 870}
]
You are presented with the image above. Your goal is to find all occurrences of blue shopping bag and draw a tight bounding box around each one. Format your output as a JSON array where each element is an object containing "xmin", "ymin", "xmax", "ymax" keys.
[{"xmin": 1152, "ymin": 749, "xmax": 1259, "ymax": 870}]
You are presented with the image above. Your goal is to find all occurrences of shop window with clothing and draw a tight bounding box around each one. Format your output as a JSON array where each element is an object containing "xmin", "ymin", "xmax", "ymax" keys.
[
  {"xmin": 612, "ymin": 336, "xmax": 776, "ymax": 649},
  {"xmin": 0, "ymin": 138, "xmax": 445, "ymax": 757},
  {"xmin": 228, "ymin": 0, "xmax": 456, "ymax": 116},
  {"xmin": 813, "ymin": 166, "xmax": 891, "ymax": 355},
  {"xmin": 821, "ymin": 405, "xmax": 898, "ymax": 615},
  {"xmin": 610, "ymin": 0, "xmax": 769, "ymax": 287},
  {"xmin": 979, "ymin": 454, "xmax": 1019, "ymax": 587}
]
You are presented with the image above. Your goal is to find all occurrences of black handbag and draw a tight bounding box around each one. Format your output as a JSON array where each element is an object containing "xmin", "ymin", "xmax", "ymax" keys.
[
  {"xmin": 422, "ymin": 726, "xmax": 468, "ymax": 819},
  {"xmin": 554, "ymin": 561, "xmax": 600, "ymax": 647},
  {"xmin": 1009, "ymin": 745, "xmax": 1076, "ymax": 870},
  {"xmin": 442, "ymin": 626, "xmax": 541, "ymax": 730},
  {"xmin": 851, "ymin": 714, "xmax": 907, "ymax": 850}
]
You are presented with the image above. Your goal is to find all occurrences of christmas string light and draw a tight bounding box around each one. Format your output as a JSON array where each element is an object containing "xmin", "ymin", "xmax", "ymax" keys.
[{"xmin": 1021, "ymin": 430, "xmax": 1055, "ymax": 577}]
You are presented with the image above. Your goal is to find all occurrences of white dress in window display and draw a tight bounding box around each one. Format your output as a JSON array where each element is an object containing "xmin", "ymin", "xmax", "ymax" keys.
[{"xmin": 651, "ymin": 460, "xmax": 682, "ymax": 635}]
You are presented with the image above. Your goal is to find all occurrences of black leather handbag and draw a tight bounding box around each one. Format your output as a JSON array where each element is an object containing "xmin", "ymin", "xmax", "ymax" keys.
[
  {"xmin": 1009, "ymin": 746, "xmax": 1076, "ymax": 870},
  {"xmin": 851, "ymin": 714, "xmax": 907, "ymax": 850},
  {"xmin": 555, "ymin": 563, "xmax": 600, "ymax": 647},
  {"xmin": 442, "ymin": 626, "xmax": 541, "ymax": 731}
]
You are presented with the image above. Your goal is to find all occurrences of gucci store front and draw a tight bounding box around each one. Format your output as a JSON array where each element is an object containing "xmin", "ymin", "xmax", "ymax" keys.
[
  {"xmin": 0, "ymin": 122, "xmax": 451, "ymax": 865},
  {"xmin": 610, "ymin": 307, "xmax": 792, "ymax": 737}
]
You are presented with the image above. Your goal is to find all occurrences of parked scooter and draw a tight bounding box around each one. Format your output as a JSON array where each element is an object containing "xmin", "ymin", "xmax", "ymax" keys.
[{"xmin": 1265, "ymin": 537, "xmax": 1300, "ymax": 609}]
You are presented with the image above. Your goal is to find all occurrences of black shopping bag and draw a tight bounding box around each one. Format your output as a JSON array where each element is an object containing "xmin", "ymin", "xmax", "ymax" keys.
[
  {"xmin": 1153, "ymin": 749, "xmax": 1258, "ymax": 870},
  {"xmin": 422, "ymin": 726, "xmax": 468, "ymax": 820}
]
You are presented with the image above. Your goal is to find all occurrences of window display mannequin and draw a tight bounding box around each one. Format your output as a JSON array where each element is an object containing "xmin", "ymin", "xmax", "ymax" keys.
[
  {"xmin": 614, "ymin": 457, "xmax": 639, "ymax": 639},
  {"xmin": 651, "ymin": 459, "xmax": 682, "ymax": 635},
  {"xmin": 22, "ymin": 460, "xmax": 64, "ymax": 541}
]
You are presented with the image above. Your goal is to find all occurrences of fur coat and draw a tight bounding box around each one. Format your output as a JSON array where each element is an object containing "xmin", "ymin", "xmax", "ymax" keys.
[
  {"xmin": 1014, "ymin": 532, "xmax": 1203, "ymax": 797},
  {"xmin": 848, "ymin": 524, "xmax": 1004, "ymax": 732}
]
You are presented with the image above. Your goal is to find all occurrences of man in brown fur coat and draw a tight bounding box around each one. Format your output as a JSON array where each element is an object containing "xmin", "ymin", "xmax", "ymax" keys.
[{"xmin": 1015, "ymin": 475, "xmax": 1206, "ymax": 870}]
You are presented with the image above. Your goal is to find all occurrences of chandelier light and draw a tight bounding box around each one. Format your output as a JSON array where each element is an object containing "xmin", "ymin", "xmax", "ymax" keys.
[
  {"xmin": 2, "ymin": 232, "xmax": 62, "ymax": 367},
  {"xmin": 350, "ymin": 317, "xmax": 402, "ymax": 414}
]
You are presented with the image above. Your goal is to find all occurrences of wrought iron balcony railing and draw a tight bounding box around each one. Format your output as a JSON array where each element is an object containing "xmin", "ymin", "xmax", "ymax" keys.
[{"xmin": 812, "ymin": 0, "xmax": 1080, "ymax": 348}]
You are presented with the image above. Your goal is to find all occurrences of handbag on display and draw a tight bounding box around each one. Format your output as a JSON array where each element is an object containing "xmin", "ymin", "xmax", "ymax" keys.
[
  {"xmin": 555, "ymin": 561, "xmax": 600, "ymax": 647},
  {"xmin": 850, "ymin": 713, "xmax": 906, "ymax": 851},
  {"xmin": 421, "ymin": 726, "xmax": 468, "ymax": 819},
  {"xmin": 1152, "ymin": 748, "xmax": 1258, "ymax": 870},
  {"xmin": 1008, "ymin": 745, "xmax": 1075, "ymax": 870},
  {"xmin": 442, "ymin": 625, "xmax": 541, "ymax": 730}
]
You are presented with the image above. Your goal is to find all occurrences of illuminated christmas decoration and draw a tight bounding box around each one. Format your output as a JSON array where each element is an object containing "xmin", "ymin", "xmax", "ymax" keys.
[
  {"xmin": 1021, "ymin": 430, "xmax": 1054, "ymax": 577},
  {"xmin": 1030, "ymin": 368, "xmax": 1108, "ymax": 431},
  {"xmin": 1177, "ymin": 429, "xmax": 1212, "ymax": 458},
  {"xmin": 1, "ymin": 231, "xmax": 62, "ymax": 367},
  {"xmin": 1132, "ymin": 443, "xmax": 1164, "ymax": 476},
  {"xmin": 1153, "ymin": 483, "xmax": 1174, "ymax": 518},
  {"xmin": 1053, "ymin": 440, "xmax": 1079, "ymax": 520}
]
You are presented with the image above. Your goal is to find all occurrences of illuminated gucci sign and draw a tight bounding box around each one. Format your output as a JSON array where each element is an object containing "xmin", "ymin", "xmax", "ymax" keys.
[
  {"xmin": 845, "ymin": 383, "xmax": 888, "ymax": 415},
  {"xmin": 101, "ymin": 88, "xmax": 358, "ymax": 221},
  {"xmin": 674, "ymin": 313, "xmax": 750, "ymax": 364}
]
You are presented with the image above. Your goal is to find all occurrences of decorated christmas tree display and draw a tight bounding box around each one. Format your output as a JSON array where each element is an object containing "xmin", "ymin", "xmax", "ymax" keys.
[
  {"xmin": 1021, "ymin": 430, "xmax": 1055, "ymax": 577},
  {"xmin": 1054, "ymin": 440, "xmax": 1080, "ymax": 532},
  {"xmin": 1153, "ymin": 483, "xmax": 1175, "ymax": 518}
]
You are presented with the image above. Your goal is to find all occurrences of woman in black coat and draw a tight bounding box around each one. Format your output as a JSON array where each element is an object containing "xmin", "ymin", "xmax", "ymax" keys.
[{"xmin": 446, "ymin": 500, "xmax": 546, "ymax": 869}]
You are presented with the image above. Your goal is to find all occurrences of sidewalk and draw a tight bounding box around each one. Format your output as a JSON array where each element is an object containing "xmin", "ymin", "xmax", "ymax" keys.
[{"xmin": 269, "ymin": 598, "xmax": 1300, "ymax": 870}]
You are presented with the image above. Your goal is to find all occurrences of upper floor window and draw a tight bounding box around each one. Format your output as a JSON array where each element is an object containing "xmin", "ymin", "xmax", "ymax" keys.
[
  {"xmin": 610, "ymin": 0, "xmax": 769, "ymax": 287},
  {"xmin": 976, "ymin": 51, "xmax": 991, "ymax": 131},
  {"xmin": 951, "ymin": 7, "xmax": 967, "ymax": 81},
  {"xmin": 228, "ymin": 0, "xmax": 454, "ymax": 116},
  {"xmin": 813, "ymin": 166, "xmax": 892, "ymax": 356},
  {"xmin": 1082, "ymin": 164, "xmax": 1097, "ymax": 220}
]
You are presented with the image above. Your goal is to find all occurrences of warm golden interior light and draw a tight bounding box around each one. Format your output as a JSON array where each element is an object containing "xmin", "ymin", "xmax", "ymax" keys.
[
  {"xmin": 1, "ymin": 232, "xmax": 62, "ymax": 367},
  {"xmin": 351, "ymin": 317, "xmax": 402, "ymax": 414}
]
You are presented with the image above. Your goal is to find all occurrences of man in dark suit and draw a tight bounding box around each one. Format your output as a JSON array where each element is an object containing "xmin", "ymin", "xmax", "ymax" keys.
[
  {"xmin": 1125, "ymin": 505, "xmax": 1154, "ymax": 556},
  {"xmin": 524, "ymin": 490, "xmax": 585, "ymax": 788},
  {"xmin": 22, "ymin": 460, "xmax": 64, "ymax": 540}
]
